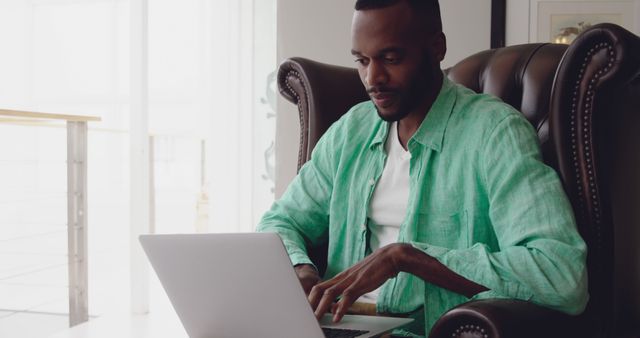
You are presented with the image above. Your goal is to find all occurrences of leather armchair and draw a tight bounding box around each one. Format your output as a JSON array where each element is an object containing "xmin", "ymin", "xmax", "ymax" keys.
[{"xmin": 277, "ymin": 23, "xmax": 640, "ymax": 338}]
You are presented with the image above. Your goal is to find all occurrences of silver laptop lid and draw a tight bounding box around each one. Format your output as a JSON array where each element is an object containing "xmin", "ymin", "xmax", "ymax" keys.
[
  {"xmin": 139, "ymin": 233, "xmax": 412, "ymax": 338},
  {"xmin": 140, "ymin": 233, "xmax": 325, "ymax": 338}
]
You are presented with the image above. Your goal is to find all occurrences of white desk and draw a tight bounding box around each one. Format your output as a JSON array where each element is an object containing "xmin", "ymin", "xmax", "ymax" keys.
[{"xmin": 47, "ymin": 310, "xmax": 187, "ymax": 338}]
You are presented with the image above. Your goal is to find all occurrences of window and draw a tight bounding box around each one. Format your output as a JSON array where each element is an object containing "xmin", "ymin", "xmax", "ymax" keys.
[{"xmin": 0, "ymin": 0, "xmax": 276, "ymax": 335}]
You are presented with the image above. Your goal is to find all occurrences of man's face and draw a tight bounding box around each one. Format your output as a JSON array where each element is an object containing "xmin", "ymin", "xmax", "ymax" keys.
[{"xmin": 351, "ymin": 2, "xmax": 446, "ymax": 122}]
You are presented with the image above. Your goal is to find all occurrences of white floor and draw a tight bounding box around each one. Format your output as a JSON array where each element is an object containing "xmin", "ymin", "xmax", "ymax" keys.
[{"xmin": 0, "ymin": 226, "xmax": 72, "ymax": 338}]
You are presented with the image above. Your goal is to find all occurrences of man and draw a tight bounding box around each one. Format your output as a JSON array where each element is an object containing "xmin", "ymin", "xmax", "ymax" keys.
[{"xmin": 257, "ymin": 0, "xmax": 588, "ymax": 336}]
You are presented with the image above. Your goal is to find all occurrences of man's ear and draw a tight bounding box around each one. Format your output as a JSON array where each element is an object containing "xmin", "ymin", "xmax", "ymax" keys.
[{"xmin": 433, "ymin": 32, "xmax": 447, "ymax": 62}]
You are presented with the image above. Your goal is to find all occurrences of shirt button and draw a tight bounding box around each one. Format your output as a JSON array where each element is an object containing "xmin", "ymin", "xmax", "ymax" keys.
[{"xmin": 368, "ymin": 178, "xmax": 375, "ymax": 186}]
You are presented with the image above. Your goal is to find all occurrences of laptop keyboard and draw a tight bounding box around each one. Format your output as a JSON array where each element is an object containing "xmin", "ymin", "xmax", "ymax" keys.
[{"xmin": 322, "ymin": 327, "xmax": 370, "ymax": 338}]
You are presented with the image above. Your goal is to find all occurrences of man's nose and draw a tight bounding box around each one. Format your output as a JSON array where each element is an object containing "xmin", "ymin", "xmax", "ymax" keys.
[{"xmin": 365, "ymin": 61, "xmax": 388, "ymax": 87}]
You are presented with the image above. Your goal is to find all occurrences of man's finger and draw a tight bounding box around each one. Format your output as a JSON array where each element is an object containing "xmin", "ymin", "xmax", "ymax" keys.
[
  {"xmin": 330, "ymin": 302, "xmax": 339, "ymax": 315},
  {"xmin": 308, "ymin": 281, "xmax": 330, "ymax": 309},
  {"xmin": 332, "ymin": 286, "xmax": 359, "ymax": 322},
  {"xmin": 308, "ymin": 273, "xmax": 345, "ymax": 309},
  {"xmin": 302, "ymin": 278, "xmax": 316, "ymax": 295},
  {"xmin": 314, "ymin": 286, "xmax": 341, "ymax": 319}
]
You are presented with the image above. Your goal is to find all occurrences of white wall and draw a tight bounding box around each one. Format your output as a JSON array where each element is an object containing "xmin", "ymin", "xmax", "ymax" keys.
[
  {"xmin": 506, "ymin": 0, "xmax": 530, "ymax": 45},
  {"xmin": 275, "ymin": 0, "xmax": 354, "ymax": 197},
  {"xmin": 440, "ymin": 0, "xmax": 492, "ymax": 69},
  {"xmin": 275, "ymin": 0, "xmax": 492, "ymax": 195}
]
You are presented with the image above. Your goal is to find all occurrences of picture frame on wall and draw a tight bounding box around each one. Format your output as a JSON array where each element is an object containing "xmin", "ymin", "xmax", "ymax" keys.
[{"xmin": 529, "ymin": 0, "xmax": 640, "ymax": 44}]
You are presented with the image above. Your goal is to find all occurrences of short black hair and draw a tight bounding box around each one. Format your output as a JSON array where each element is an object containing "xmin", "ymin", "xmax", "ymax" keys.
[{"xmin": 354, "ymin": 0, "xmax": 442, "ymax": 33}]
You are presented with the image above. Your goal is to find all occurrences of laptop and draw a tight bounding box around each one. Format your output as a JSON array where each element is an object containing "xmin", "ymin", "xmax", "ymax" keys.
[{"xmin": 139, "ymin": 232, "xmax": 413, "ymax": 338}]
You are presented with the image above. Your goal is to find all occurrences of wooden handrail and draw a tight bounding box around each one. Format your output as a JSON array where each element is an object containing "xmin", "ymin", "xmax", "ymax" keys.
[{"xmin": 0, "ymin": 109, "xmax": 101, "ymax": 122}]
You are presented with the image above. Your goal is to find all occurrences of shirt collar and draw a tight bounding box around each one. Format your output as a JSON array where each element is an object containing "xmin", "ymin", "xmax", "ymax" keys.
[
  {"xmin": 370, "ymin": 75, "xmax": 457, "ymax": 152},
  {"xmin": 371, "ymin": 120, "xmax": 389, "ymax": 149},
  {"xmin": 410, "ymin": 75, "xmax": 457, "ymax": 152}
]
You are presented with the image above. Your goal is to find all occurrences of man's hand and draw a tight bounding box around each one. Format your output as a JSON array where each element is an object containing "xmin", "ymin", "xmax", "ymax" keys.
[
  {"xmin": 307, "ymin": 243, "xmax": 489, "ymax": 323},
  {"xmin": 295, "ymin": 264, "xmax": 321, "ymax": 295},
  {"xmin": 308, "ymin": 243, "xmax": 409, "ymax": 323}
]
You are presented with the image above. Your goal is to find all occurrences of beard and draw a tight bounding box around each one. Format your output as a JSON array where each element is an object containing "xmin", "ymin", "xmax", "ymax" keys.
[
  {"xmin": 370, "ymin": 57, "xmax": 440, "ymax": 122},
  {"xmin": 372, "ymin": 91, "xmax": 413, "ymax": 122}
]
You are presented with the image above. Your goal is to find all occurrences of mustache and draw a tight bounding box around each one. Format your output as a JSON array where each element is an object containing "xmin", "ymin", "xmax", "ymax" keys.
[{"xmin": 366, "ymin": 86, "xmax": 397, "ymax": 95}]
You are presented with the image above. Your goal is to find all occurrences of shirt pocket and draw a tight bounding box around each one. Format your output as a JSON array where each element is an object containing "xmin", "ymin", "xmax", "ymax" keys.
[{"xmin": 415, "ymin": 209, "xmax": 469, "ymax": 249}]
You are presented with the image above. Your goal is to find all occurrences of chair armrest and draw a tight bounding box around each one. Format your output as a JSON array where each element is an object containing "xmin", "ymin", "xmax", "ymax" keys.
[{"xmin": 428, "ymin": 299, "xmax": 581, "ymax": 338}]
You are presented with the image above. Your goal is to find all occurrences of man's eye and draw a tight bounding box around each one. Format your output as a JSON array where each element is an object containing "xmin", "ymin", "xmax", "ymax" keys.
[
  {"xmin": 354, "ymin": 58, "xmax": 367, "ymax": 65},
  {"xmin": 384, "ymin": 57, "xmax": 398, "ymax": 64}
]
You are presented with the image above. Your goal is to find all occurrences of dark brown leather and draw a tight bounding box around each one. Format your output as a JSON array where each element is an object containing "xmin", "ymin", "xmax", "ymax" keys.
[
  {"xmin": 278, "ymin": 58, "xmax": 368, "ymax": 170},
  {"xmin": 429, "ymin": 299, "xmax": 579, "ymax": 338},
  {"xmin": 277, "ymin": 23, "xmax": 640, "ymax": 338},
  {"xmin": 549, "ymin": 23, "xmax": 640, "ymax": 338},
  {"xmin": 445, "ymin": 43, "xmax": 568, "ymax": 168}
]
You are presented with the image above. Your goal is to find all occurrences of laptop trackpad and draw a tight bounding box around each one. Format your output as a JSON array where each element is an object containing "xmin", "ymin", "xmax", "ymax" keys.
[{"xmin": 320, "ymin": 314, "xmax": 413, "ymax": 337}]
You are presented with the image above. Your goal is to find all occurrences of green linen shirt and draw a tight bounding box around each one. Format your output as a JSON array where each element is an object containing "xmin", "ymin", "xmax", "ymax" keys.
[{"xmin": 257, "ymin": 77, "xmax": 588, "ymax": 336}]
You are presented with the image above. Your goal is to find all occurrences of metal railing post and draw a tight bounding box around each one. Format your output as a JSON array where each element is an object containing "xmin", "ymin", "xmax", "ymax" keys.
[{"xmin": 67, "ymin": 120, "xmax": 89, "ymax": 326}]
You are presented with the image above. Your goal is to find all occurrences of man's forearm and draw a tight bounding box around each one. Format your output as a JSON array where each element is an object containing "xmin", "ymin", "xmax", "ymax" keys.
[{"xmin": 393, "ymin": 243, "xmax": 489, "ymax": 299}]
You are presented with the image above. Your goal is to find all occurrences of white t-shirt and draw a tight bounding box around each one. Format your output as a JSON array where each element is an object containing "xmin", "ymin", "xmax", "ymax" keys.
[{"xmin": 358, "ymin": 122, "xmax": 411, "ymax": 304}]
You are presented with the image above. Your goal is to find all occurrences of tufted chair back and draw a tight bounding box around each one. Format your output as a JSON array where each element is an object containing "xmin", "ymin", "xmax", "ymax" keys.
[
  {"xmin": 277, "ymin": 23, "xmax": 640, "ymax": 338},
  {"xmin": 279, "ymin": 46, "xmax": 568, "ymax": 172},
  {"xmin": 445, "ymin": 43, "xmax": 568, "ymax": 170}
]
